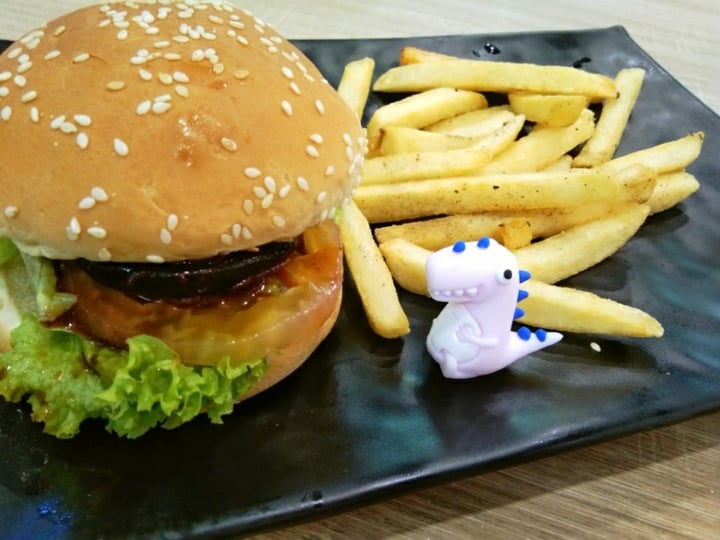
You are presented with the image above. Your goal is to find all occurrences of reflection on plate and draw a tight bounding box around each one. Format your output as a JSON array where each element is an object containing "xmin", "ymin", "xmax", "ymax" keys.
[{"xmin": 1, "ymin": 27, "xmax": 719, "ymax": 538}]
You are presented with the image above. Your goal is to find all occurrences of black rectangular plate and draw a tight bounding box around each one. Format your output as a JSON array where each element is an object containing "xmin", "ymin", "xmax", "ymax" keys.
[{"xmin": 1, "ymin": 26, "xmax": 719, "ymax": 539}]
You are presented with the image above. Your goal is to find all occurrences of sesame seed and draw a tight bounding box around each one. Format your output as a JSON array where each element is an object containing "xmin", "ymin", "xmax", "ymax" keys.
[
  {"xmin": 281, "ymin": 100, "xmax": 293, "ymax": 116},
  {"xmin": 295, "ymin": 61, "xmax": 309, "ymax": 74},
  {"xmin": 0, "ymin": 87, "xmax": 8, "ymax": 98},
  {"xmin": 315, "ymin": 99, "xmax": 325, "ymax": 115},
  {"xmin": 272, "ymin": 215, "xmax": 285, "ymax": 228},
  {"xmin": 17, "ymin": 61, "xmax": 33, "ymax": 74},
  {"xmin": 212, "ymin": 63, "xmax": 225, "ymax": 75},
  {"xmin": 0, "ymin": 71, "xmax": 10, "ymax": 82},
  {"xmin": 234, "ymin": 69, "xmax": 249, "ymax": 80},
  {"xmin": 232, "ymin": 223, "xmax": 242, "ymax": 238},
  {"xmin": 146, "ymin": 255, "xmax": 164, "ymax": 263},
  {"xmin": 117, "ymin": 29, "xmax": 129, "ymax": 40},
  {"xmin": 50, "ymin": 115, "xmax": 65, "ymax": 129},
  {"xmin": 154, "ymin": 40, "xmax": 171, "ymax": 48},
  {"xmin": 229, "ymin": 20, "xmax": 244, "ymax": 30},
  {"xmin": 325, "ymin": 165, "xmax": 335, "ymax": 176},
  {"xmin": 14, "ymin": 75, "xmax": 26, "ymax": 88},
  {"xmin": 98, "ymin": 248, "xmax": 112, "ymax": 261},
  {"xmin": 220, "ymin": 137, "xmax": 237, "ymax": 151},
  {"xmin": 343, "ymin": 133, "xmax": 353, "ymax": 146},
  {"xmin": 53, "ymin": 25, "xmax": 67, "ymax": 37},
  {"xmin": 242, "ymin": 227, "xmax": 253, "ymax": 240},
  {"xmin": 152, "ymin": 101, "xmax": 172, "ymax": 114},
  {"xmin": 91, "ymin": 187, "xmax": 108, "ymax": 201},
  {"xmin": 131, "ymin": 56, "xmax": 147, "ymax": 65},
  {"xmin": 279, "ymin": 185, "xmax": 291, "ymax": 198},
  {"xmin": 244, "ymin": 167, "xmax": 261, "ymax": 178},
  {"xmin": 74, "ymin": 114, "xmax": 92, "ymax": 127},
  {"xmin": 289, "ymin": 82, "xmax": 301, "ymax": 95},
  {"xmin": 73, "ymin": 52, "xmax": 91, "ymax": 63},
  {"xmin": 296, "ymin": 176, "xmax": 309, "ymax": 192},
  {"xmin": 173, "ymin": 71, "xmax": 190, "ymax": 83},
  {"xmin": 78, "ymin": 197, "xmax": 96, "ymax": 210},
  {"xmin": 1, "ymin": 106, "xmax": 12, "ymax": 121},
  {"xmin": 260, "ymin": 193, "xmax": 274, "ymax": 210},
  {"xmin": 167, "ymin": 214, "xmax": 178, "ymax": 231},
  {"xmin": 310, "ymin": 133, "xmax": 324, "ymax": 144},
  {"xmin": 316, "ymin": 191, "xmax": 327, "ymax": 204},
  {"xmin": 281, "ymin": 66, "xmax": 294, "ymax": 79},
  {"xmin": 77, "ymin": 132, "xmax": 89, "ymax": 149},
  {"xmin": 254, "ymin": 24, "xmax": 264, "ymax": 34},
  {"xmin": 60, "ymin": 121, "xmax": 77, "ymax": 134},
  {"xmin": 136, "ymin": 100, "xmax": 152, "ymax": 115},
  {"xmin": 243, "ymin": 199, "xmax": 254, "ymax": 215},
  {"xmin": 4, "ymin": 206, "xmax": 18, "ymax": 219},
  {"xmin": 44, "ymin": 50, "xmax": 61, "ymax": 61},
  {"xmin": 264, "ymin": 176, "xmax": 277, "ymax": 193},
  {"xmin": 260, "ymin": 37, "xmax": 273, "ymax": 48},
  {"xmin": 173, "ymin": 35, "xmax": 190, "ymax": 43},
  {"xmin": 160, "ymin": 228, "xmax": 172, "ymax": 244},
  {"xmin": 7, "ymin": 48, "xmax": 22, "ymax": 60},
  {"xmin": 175, "ymin": 85, "xmax": 189, "ymax": 98},
  {"xmin": 69, "ymin": 217, "xmax": 81, "ymax": 234},
  {"xmin": 21, "ymin": 90, "xmax": 37, "ymax": 103},
  {"xmin": 164, "ymin": 53, "xmax": 182, "ymax": 61},
  {"xmin": 30, "ymin": 107, "xmax": 39, "ymax": 123},
  {"xmin": 139, "ymin": 69, "xmax": 152, "ymax": 81},
  {"xmin": 158, "ymin": 72, "xmax": 173, "ymax": 85},
  {"xmin": 146, "ymin": 27, "xmax": 160, "ymax": 35},
  {"xmin": 253, "ymin": 186, "xmax": 267, "ymax": 199},
  {"xmin": 345, "ymin": 146, "xmax": 354, "ymax": 161},
  {"xmin": 220, "ymin": 234, "xmax": 233, "ymax": 246},
  {"xmin": 209, "ymin": 14, "xmax": 224, "ymax": 24},
  {"xmin": 114, "ymin": 138, "xmax": 129, "ymax": 156},
  {"xmin": 590, "ymin": 341, "xmax": 602, "ymax": 352},
  {"xmin": 88, "ymin": 226, "xmax": 107, "ymax": 239},
  {"xmin": 106, "ymin": 80, "xmax": 126, "ymax": 91},
  {"xmin": 320, "ymin": 209, "xmax": 329, "ymax": 221},
  {"xmin": 236, "ymin": 35, "xmax": 249, "ymax": 46},
  {"xmin": 306, "ymin": 145, "xmax": 319, "ymax": 158},
  {"xmin": 191, "ymin": 49, "xmax": 205, "ymax": 61}
]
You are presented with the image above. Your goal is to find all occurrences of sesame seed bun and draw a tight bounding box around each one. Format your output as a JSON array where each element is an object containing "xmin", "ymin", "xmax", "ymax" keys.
[{"xmin": 0, "ymin": 1, "xmax": 365, "ymax": 263}]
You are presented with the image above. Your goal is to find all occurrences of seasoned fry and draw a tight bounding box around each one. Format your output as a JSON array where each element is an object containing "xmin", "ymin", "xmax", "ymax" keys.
[
  {"xmin": 339, "ymin": 201, "xmax": 410, "ymax": 338},
  {"xmin": 379, "ymin": 126, "xmax": 476, "ymax": 155},
  {"xmin": 599, "ymin": 132, "xmax": 704, "ymax": 176},
  {"xmin": 336, "ymin": 57, "xmax": 376, "ymax": 118},
  {"xmin": 373, "ymin": 59, "xmax": 618, "ymax": 99},
  {"xmin": 399, "ymin": 46, "xmax": 457, "ymax": 65},
  {"xmin": 647, "ymin": 171, "xmax": 701, "ymax": 214},
  {"xmin": 482, "ymin": 108, "xmax": 595, "ymax": 173},
  {"xmin": 508, "ymin": 93, "xmax": 589, "ymax": 127},
  {"xmin": 425, "ymin": 106, "xmax": 515, "ymax": 136},
  {"xmin": 354, "ymin": 170, "xmax": 619, "ymax": 223},
  {"xmin": 366, "ymin": 87, "xmax": 488, "ymax": 151},
  {"xmin": 514, "ymin": 204, "xmax": 650, "ymax": 283},
  {"xmin": 492, "ymin": 218, "xmax": 533, "ymax": 250},
  {"xmin": 378, "ymin": 238, "xmax": 430, "ymax": 296},
  {"xmin": 519, "ymin": 280, "xmax": 664, "ymax": 337},
  {"xmin": 574, "ymin": 68, "xmax": 645, "ymax": 167},
  {"xmin": 361, "ymin": 147, "xmax": 492, "ymax": 185}
]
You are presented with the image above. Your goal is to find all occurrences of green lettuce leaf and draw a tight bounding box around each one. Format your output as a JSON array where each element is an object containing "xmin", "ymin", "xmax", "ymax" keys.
[
  {"xmin": 0, "ymin": 237, "xmax": 19, "ymax": 266},
  {"xmin": 0, "ymin": 314, "xmax": 268, "ymax": 438},
  {"xmin": 18, "ymin": 252, "xmax": 77, "ymax": 321}
]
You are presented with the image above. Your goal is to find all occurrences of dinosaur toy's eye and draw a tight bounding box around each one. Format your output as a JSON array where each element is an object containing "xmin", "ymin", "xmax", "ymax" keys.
[{"xmin": 497, "ymin": 268, "xmax": 514, "ymax": 284}]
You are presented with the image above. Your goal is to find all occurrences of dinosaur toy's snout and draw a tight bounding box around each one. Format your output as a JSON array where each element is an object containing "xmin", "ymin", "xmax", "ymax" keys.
[{"xmin": 425, "ymin": 237, "xmax": 562, "ymax": 379}]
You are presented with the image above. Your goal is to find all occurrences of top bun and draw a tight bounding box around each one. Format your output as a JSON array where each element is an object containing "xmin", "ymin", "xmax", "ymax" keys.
[{"xmin": 0, "ymin": 1, "xmax": 365, "ymax": 262}]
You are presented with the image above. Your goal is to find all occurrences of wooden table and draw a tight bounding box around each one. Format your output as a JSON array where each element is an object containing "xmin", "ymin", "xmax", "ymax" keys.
[{"xmin": 2, "ymin": 1, "xmax": 718, "ymax": 538}]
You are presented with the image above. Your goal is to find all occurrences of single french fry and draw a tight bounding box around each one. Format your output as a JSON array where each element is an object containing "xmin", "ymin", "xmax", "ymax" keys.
[
  {"xmin": 519, "ymin": 280, "xmax": 664, "ymax": 337},
  {"xmin": 598, "ymin": 132, "xmax": 704, "ymax": 176},
  {"xmin": 492, "ymin": 218, "xmax": 534, "ymax": 250},
  {"xmin": 379, "ymin": 126, "xmax": 476, "ymax": 155},
  {"xmin": 574, "ymin": 68, "xmax": 646, "ymax": 167},
  {"xmin": 353, "ymin": 170, "xmax": 619, "ymax": 223},
  {"xmin": 612, "ymin": 163, "xmax": 659, "ymax": 204},
  {"xmin": 378, "ymin": 238, "xmax": 431, "ymax": 296},
  {"xmin": 339, "ymin": 201, "xmax": 410, "ymax": 338},
  {"xmin": 399, "ymin": 46, "xmax": 458, "ymax": 65},
  {"xmin": 647, "ymin": 171, "xmax": 701, "ymax": 214},
  {"xmin": 482, "ymin": 108, "xmax": 596, "ymax": 173},
  {"xmin": 336, "ymin": 57, "xmax": 376, "ymax": 119},
  {"xmin": 508, "ymin": 93, "xmax": 589, "ymax": 127},
  {"xmin": 542, "ymin": 155, "xmax": 573, "ymax": 172},
  {"xmin": 469, "ymin": 113, "xmax": 527, "ymax": 157},
  {"xmin": 361, "ymin": 147, "xmax": 492, "ymax": 185},
  {"xmin": 515, "ymin": 203, "xmax": 650, "ymax": 283},
  {"xmin": 425, "ymin": 106, "xmax": 515, "ymax": 136},
  {"xmin": 366, "ymin": 87, "xmax": 488, "ymax": 151},
  {"xmin": 373, "ymin": 59, "xmax": 618, "ymax": 99}
]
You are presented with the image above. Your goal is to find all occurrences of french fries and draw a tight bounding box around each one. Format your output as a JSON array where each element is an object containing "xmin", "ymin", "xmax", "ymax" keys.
[
  {"xmin": 336, "ymin": 57, "xmax": 376, "ymax": 118},
  {"xmin": 330, "ymin": 43, "xmax": 703, "ymax": 348}
]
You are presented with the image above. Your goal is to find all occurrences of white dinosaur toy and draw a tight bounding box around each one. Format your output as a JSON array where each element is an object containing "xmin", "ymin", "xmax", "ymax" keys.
[{"xmin": 425, "ymin": 237, "xmax": 563, "ymax": 378}]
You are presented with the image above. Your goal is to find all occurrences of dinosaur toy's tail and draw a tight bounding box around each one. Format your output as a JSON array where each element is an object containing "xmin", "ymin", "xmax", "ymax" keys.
[{"xmin": 507, "ymin": 327, "xmax": 563, "ymax": 363}]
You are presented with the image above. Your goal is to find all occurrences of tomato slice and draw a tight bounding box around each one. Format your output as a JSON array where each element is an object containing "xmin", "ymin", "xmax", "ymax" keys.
[{"xmin": 58, "ymin": 221, "xmax": 343, "ymax": 367}]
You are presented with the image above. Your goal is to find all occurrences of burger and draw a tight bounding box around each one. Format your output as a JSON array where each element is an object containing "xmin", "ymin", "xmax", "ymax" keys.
[{"xmin": 0, "ymin": 1, "xmax": 365, "ymax": 438}]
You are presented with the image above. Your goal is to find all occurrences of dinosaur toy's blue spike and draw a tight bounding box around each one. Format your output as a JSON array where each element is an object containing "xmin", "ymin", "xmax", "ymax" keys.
[
  {"xmin": 514, "ymin": 307, "xmax": 525, "ymax": 320},
  {"xmin": 476, "ymin": 236, "xmax": 491, "ymax": 249},
  {"xmin": 452, "ymin": 241, "xmax": 466, "ymax": 253},
  {"xmin": 519, "ymin": 269, "xmax": 531, "ymax": 283},
  {"xmin": 535, "ymin": 328, "xmax": 547, "ymax": 342},
  {"xmin": 517, "ymin": 326, "xmax": 532, "ymax": 341},
  {"xmin": 517, "ymin": 289, "xmax": 529, "ymax": 302}
]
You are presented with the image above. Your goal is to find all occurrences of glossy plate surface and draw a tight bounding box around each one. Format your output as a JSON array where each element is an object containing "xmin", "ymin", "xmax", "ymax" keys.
[{"xmin": 1, "ymin": 27, "xmax": 719, "ymax": 538}]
